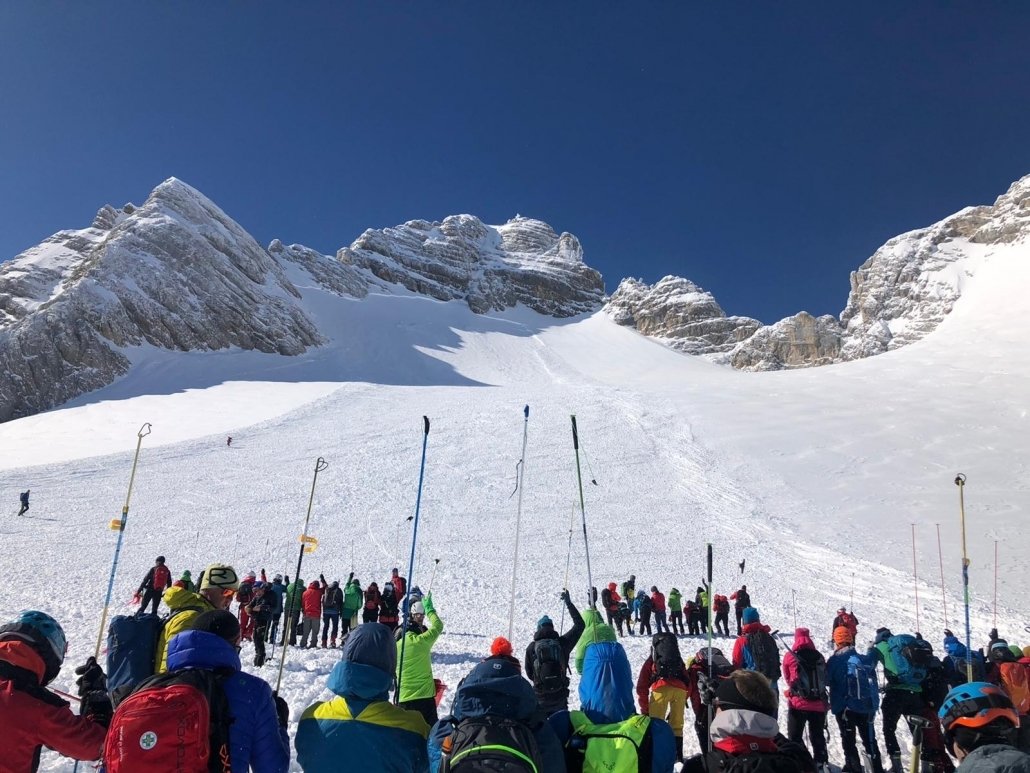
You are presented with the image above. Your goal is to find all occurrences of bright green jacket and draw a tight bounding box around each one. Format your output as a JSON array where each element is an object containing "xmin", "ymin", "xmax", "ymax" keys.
[
  {"xmin": 668, "ymin": 589, "xmax": 682, "ymax": 613},
  {"xmin": 285, "ymin": 581, "xmax": 305, "ymax": 615},
  {"xmin": 873, "ymin": 641, "xmax": 921, "ymax": 693},
  {"xmin": 395, "ymin": 610, "xmax": 444, "ymax": 702},
  {"xmin": 342, "ymin": 581, "xmax": 362, "ymax": 617},
  {"xmin": 575, "ymin": 608, "xmax": 617, "ymax": 674}
]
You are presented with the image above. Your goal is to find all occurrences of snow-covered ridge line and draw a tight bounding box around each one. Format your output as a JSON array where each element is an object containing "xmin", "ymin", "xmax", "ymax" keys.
[{"xmin": 606, "ymin": 173, "xmax": 1030, "ymax": 370}]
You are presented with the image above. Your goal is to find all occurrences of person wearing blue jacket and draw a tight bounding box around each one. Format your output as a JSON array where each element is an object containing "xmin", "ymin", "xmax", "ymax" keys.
[
  {"xmin": 166, "ymin": 610, "xmax": 290, "ymax": 773},
  {"xmin": 549, "ymin": 639, "xmax": 677, "ymax": 772},
  {"xmin": 295, "ymin": 622, "xmax": 430, "ymax": 772},
  {"xmin": 428, "ymin": 655, "xmax": 565, "ymax": 772},
  {"xmin": 827, "ymin": 626, "xmax": 885, "ymax": 773}
]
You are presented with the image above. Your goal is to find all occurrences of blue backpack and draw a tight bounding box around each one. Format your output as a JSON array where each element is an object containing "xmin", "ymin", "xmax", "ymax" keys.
[
  {"xmin": 846, "ymin": 652, "xmax": 879, "ymax": 713},
  {"xmin": 886, "ymin": 634, "xmax": 932, "ymax": 686},
  {"xmin": 106, "ymin": 614, "xmax": 163, "ymax": 700}
]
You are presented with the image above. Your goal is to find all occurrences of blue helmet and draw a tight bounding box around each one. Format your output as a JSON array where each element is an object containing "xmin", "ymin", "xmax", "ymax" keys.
[
  {"xmin": 938, "ymin": 681, "xmax": 1019, "ymax": 735},
  {"xmin": 0, "ymin": 610, "xmax": 67, "ymax": 684}
]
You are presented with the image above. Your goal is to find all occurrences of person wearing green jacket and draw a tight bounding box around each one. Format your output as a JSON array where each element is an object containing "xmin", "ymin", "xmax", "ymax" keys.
[
  {"xmin": 668, "ymin": 588, "xmax": 684, "ymax": 635},
  {"xmin": 396, "ymin": 592, "xmax": 444, "ymax": 727},
  {"xmin": 283, "ymin": 576, "xmax": 305, "ymax": 646},
  {"xmin": 342, "ymin": 576, "xmax": 362, "ymax": 637},
  {"xmin": 575, "ymin": 607, "xmax": 617, "ymax": 674}
]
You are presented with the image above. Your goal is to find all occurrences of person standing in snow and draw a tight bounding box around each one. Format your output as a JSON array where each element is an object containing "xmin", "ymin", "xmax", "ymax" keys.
[
  {"xmin": 320, "ymin": 575, "xmax": 343, "ymax": 648},
  {"xmin": 652, "ymin": 586, "xmax": 670, "ymax": 634},
  {"xmin": 17, "ymin": 489, "xmax": 30, "ymax": 516},
  {"xmin": 827, "ymin": 625, "xmax": 885, "ymax": 773},
  {"xmin": 267, "ymin": 573, "xmax": 286, "ymax": 644},
  {"xmin": 341, "ymin": 575, "xmax": 362, "ymax": 636},
  {"xmin": 638, "ymin": 589, "xmax": 654, "ymax": 636},
  {"xmin": 833, "ymin": 607, "xmax": 859, "ymax": 641},
  {"xmin": 732, "ymin": 607, "xmax": 782, "ymax": 715},
  {"xmin": 783, "ymin": 627, "xmax": 831, "ymax": 772},
  {"xmin": 283, "ymin": 575, "xmax": 305, "ymax": 646},
  {"xmin": 246, "ymin": 581, "xmax": 274, "ymax": 667},
  {"xmin": 226, "ymin": 435, "xmax": 232, "ymax": 447},
  {"xmin": 601, "ymin": 582, "xmax": 624, "ymax": 636},
  {"xmin": 524, "ymin": 589, "xmax": 585, "ymax": 715},
  {"xmin": 622, "ymin": 574, "xmax": 637, "ymax": 619},
  {"xmin": 236, "ymin": 570, "xmax": 257, "ymax": 641},
  {"xmin": 379, "ymin": 581, "xmax": 400, "ymax": 631},
  {"xmin": 363, "ymin": 581, "xmax": 381, "ymax": 624},
  {"xmin": 713, "ymin": 594, "xmax": 731, "ymax": 637},
  {"xmin": 696, "ymin": 582, "xmax": 710, "ymax": 635},
  {"xmin": 669, "ymin": 587, "xmax": 684, "ymax": 635},
  {"xmin": 396, "ymin": 594, "xmax": 444, "ymax": 726},
  {"xmin": 731, "ymin": 584, "xmax": 751, "ymax": 635},
  {"xmin": 134, "ymin": 555, "xmax": 172, "ymax": 616},
  {"xmin": 300, "ymin": 580, "xmax": 324, "ymax": 648}
]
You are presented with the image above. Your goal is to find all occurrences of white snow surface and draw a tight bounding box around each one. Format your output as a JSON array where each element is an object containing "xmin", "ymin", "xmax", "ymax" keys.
[{"xmin": 0, "ymin": 235, "xmax": 1028, "ymax": 770}]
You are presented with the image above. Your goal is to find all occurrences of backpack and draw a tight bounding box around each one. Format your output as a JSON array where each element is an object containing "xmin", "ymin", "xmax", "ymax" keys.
[
  {"xmin": 949, "ymin": 652, "xmax": 986, "ymax": 683},
  {"xmin": 565, "ymin": 712, "xmax": 653, "ymax": 773},
  {"xmin": 235, "ymin": 582, "xmax": 254, "ymax": 606},
  {"xmin": 845, "ymin": 652, "xmax": 879, "ymax": 714},
  {"xmin": 638, "ymin": 594, "xmax": 652, "ymax": 613},
  {"xmin": 997, "ymin": 662, "xmax": 1030, "ymax": 714},
  {"xmin": 715, "ymin": 750, "xmax": 803, "ymax": 773},
  {"xmin": 715, "ymin": 595, "xmax": 730, "ymax": 614},
  {"xmin": 381, "ymin": 584, "xmax": 399, "ymax": 614},
  {"xmin": 652, "ymin": 633, "xmax": 685, "ymax": 681},
  {"xmin": 745, "ymin": 630, "xmax": 782, "ymax": 680},
  {"xmin": 107, "ymin": 614, "xmax": 164, "ymax": 700},
  {"xmin": 153, "ymin": 565, "xmax": 171, "ymax": 589},
  {"xmin": 531, "ymin": 638, "xmax": 567, "ymax": 693},
  {"xmin": 790, "ymin": 648, "xmax": 827, "ymax": 701},
  {"xmin": 103, "ymin": 668, "xmax": 232, "ymax": 773},
  {"xmin": 441, "ymin": 715, "xmax": 542, "ymax": 773},
  {"xmin": 886, "ymin": 635, "xmax": 931, "ymax": 686},
  {"xmin": 364, "ymin": 588, "xmax": 379, "ymax": 610}
]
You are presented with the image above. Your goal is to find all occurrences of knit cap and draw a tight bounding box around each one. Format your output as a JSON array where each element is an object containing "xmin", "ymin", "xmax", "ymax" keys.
[
  {"xmin": 538, "ymin": 615, "xmax": 553, "ymax": 629},
  {"xmin": 833, "ymin": 626, "xmax": 854, "ymax": 646},
  {"xmin": 716, "ymin": 674, "xmax": 777, "ymax": 717},
  {"xmin": 742, "ymin": 606, "xmax": 760, "ymax": 625},
  {"xmin": 491, "ymin": 637, "xmax": 513, "ymax": 658}
]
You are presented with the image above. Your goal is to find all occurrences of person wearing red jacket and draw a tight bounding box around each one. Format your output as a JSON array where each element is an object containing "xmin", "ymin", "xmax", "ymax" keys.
[
  {"xmin": 300, "ymin": 580, "xmax": 324, "ymax": 648},
  {"xmin": 831, "ymin": 608, "xmax": 859, "ymax": 641},
  {"xmin": 782, "ymin": 627, "xmax": 830, "ymax": 770},
  {"xmin": 0, "ymin": 611, "xmax": 111, "ymax": 772},
  {"xmin": 389, "ymin": 567, "xmax": 407, "ymax": 599},
  {"xmin": 637, "ymin": 635, "xmax": 691, "ymax": 762},
  {"xmin": 600, "ymin": 582, "xmax": 623, "ymax": 636},
  {"xmin": 651, "ymin": 587, "xmax": 670, "ymax": 634}
]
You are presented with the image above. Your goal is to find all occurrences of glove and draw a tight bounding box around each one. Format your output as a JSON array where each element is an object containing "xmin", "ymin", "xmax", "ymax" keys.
[
  {"xmin": 75, "ymin": 657, "xmax": 108, "ymax": 697},
  {"xmin": 273, "ymin": 691, "xmax": 289, "ymax": 728},
  {"xmin": 943, "ymin": 629, "xmax": 954, "ymax": 638},
  {"xmin": 81, "ymin": 690, "xmax": 113, "ymax": 727},
  {"xmin": 131, "ymin": 592, "xmax": 141, "ymax": 605},
  {"xmin": 423, "ymin": 592, "xmax": 435, "ymax": 616},
  {"xmin": 560, "ymin": 589, "xmax": 571, "ymax": 604},
  {"xmin": 698, "ymin": 676, "xmax": 717, "ymax": 706}
]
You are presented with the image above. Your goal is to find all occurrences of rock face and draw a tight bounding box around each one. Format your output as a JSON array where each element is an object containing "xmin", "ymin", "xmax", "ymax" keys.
[
  {"xmin": 609, "ymin": 173, "xmax": 1030, "ymax": 369},
  {"xmin": 339, "ymin": 214, "xmax": 604, "ymax": 317},
  {"xmin": 0, "ymin": 183, "xmax": 606, "ymax": 421},
  {"xmin": 606, "ymin": 276, "xmax": 761, "ymax": 355}
]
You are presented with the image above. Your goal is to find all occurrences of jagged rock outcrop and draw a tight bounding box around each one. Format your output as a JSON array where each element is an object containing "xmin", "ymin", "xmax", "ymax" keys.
[
  {"xmin": 0, "ymin": 178, "xmax": 325, "ymax": 421},
  {"xmin": 729, "ymin": 312, "xmax": 842, "ymax": 370},
  {"xmin": 606, "ymin": 276, "xmax": 761, "ymax": 355},
  {"xmin": 339, "ymin": 214, "xmax": 604, "ymax": 316},
  {"xmin": 267, "ymin": 240, "xmax": 373, "ymax": 299}
]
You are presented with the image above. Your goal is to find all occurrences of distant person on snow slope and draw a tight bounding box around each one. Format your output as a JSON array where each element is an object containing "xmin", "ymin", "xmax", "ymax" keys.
[{"xmin": 17, "ymin": 489, "xmax": 30, "ymax": 516}]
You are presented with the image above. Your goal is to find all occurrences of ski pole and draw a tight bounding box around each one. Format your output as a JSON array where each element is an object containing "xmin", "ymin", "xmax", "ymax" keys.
[
  {"xmin": 571, "ymin": 416, "xmax": 594, "ymax": 609},
  {"xmin": 911, "ymin": 524, "xmax": 920, "ymax": 633},
  {"xmin": 791, "ymin": 589, "xmax": 797, "ymax": 630},
  {"xmin": 428, "ymin": 558, "xmax": 441, "ymax": 594},
  {"xmin": 850, "ymin": 572, "xmax": 855, "ymax": 611},
  {"xmin": 706, "ymin": 542, "xmax": 714, "ymax": 754},
  {"xmin": 275, "ymin": 456, "xmax": 328, "ymax": 694},
  {"xmin": 396, "ymin": 417, "xmax": 431, "ymax": 705},
  {"xmin": 993, "ymin": 540, "xmax": 998, "ymax": 631},
  {"xmin": 936, "ymin": 524, "xmax": 948, "ymax": 629},
  {"xmin": 507, "ymin": 405, "xmax": 530, "ymax": 642},
  {"xmin": 956, "ymin": 473, "xmax": 973, "ymax": 683},
  {"xmin": 93, "ymin": 423, "xmax": 152, "ymax": 658},
  {"xmin": 559, "ymin": 500, "xmax": 576, "ymax": 634}
]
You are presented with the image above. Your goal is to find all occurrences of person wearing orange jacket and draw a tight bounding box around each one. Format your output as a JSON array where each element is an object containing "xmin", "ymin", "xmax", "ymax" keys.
[{"xmin": 300, "ymin": 580, "xmax": 324, "ymax": 648}]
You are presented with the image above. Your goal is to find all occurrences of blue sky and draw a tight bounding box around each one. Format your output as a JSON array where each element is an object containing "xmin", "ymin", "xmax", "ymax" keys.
[{"xmin": 1, "ymin": 3, "xmax": 1027, "ymax": 323}]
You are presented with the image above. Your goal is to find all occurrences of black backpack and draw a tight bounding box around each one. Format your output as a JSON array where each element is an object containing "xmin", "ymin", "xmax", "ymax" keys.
[
  {"xmin": 442, "ymin": 715, "xmax": 542, "ymax": 772},
  {"xmin": 746, "ymin": 630, "xmax": 782, "ymax": 680},
  {"xmin": 713, "ymin": 750, "xmax": 803, "ymax": 773},
  {"xmin": 652, "ymin": 633, "xmax": 684, "ymax": 681},
  {"xmin": 532, "ymin": 638, "xmax": 567, "ymax": 693},
  {"xmin": 790, "ymin": 649, "xmax": 827, "ymax": 701}
]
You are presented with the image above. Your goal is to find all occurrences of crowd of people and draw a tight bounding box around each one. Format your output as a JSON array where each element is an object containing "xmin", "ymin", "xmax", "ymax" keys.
[{"xmin": 1, "ymin": 559, "xmax": 1028, "ymax": 773}]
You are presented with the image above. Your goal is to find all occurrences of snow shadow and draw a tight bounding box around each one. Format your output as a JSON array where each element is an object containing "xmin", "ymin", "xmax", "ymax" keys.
[{"xmin": 61, "ymin": 293, "xmax": 586, "ymax": 407}]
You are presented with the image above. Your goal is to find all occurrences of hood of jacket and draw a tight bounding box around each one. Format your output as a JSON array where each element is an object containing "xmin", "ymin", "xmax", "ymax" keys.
[
  {"xmin": 0, "ymin": 639, "xmax": 47, "ymax": 684},
  {"xmin": 579, "ymin": 641, "xmax": 634, "ymax": 723},
  {"xmin": 709, "ymin": 707, "xmax": 780, "ymax": 743},
  {"xmin": 793, "ymin": 628, "xmax": 815, "ymax": 650},
  {"xmin": 167, "ymin": 630, "xmax": 241, "ymax": 672},
  {"xmin": 742, "ymin": 621, "xmax": 771, "ymax": 635},
  {"xmin": 450, "ymin": 659, "xmax": 538, "ymax": 722},
  {"xmin": 943, "ymin": 634, "xmax": 967, "ymax": 658},
  {"xmin": 326, "ymin": 623, "xmax": 395, "ymax": 702}
]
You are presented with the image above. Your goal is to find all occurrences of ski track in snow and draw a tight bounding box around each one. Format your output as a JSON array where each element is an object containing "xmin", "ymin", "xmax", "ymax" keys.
[{"xmin": 0, "ymin": 246, "xmax": 1027, "ymax": 769}]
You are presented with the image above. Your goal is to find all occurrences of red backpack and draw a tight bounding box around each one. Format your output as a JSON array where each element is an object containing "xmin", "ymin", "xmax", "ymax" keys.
[
  {"xmin": 153, "ymin": 564, "xmax": 171, "ymax": 590},
  {"xmin": 104, "ymin": 668, "xmax": 232, "ymax": 773}
]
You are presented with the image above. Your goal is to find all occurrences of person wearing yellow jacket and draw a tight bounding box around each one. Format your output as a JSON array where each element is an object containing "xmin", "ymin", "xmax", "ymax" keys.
[
  {"xmin": 395, "ymin": 593, "xmax": 443, "ymax": 727},
  {"xmin": 154, "ymin": 563, "xmax": 239, "ymax": 673}
]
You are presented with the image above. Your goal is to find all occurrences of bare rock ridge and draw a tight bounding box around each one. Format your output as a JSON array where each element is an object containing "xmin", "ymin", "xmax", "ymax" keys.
[
  {"xmin": 0, "ymin": 180, "xmax": 604, "ymax": 421},
  {"xmin": 608, "ymin": 173, "xmax": 1030, "ymax": 370}
]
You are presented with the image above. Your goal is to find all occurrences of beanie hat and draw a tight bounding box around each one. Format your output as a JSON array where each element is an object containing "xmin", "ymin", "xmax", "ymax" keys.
[
  {"xmin": 491, "ymin": 637, "xmax": 513, "ymax": 658},
  {"xmin": 833, "ymin": 626, "xmax": 855, "ymax": 646},
  {"xmin": 181, "ymin": 570, "xmax": 191, "ymax": 578},
  {"xmin": 200, "ymin": 564, "xmax": 239, "ymax": 591},
  {"xmin": 156, "ymin": 556, "xmax": 165, "ymax": 564},
  {"xmin": 651, "ymin": 586, "xmax": 658, "ymax": 593},
  {"xmin": 538, "ymin": 615, "xmax": 553, "ymax": 629},
  {"xmin": 410, "ymin": 601, "xmax": 425, "ymax": 615},
  {"xmin": 245, "ymin": 571, "xmax": 256, "ymax": 580},
  {"xmin": 342, "ymin": 622, "xmax": 396, "ymax": 675},
  {"xmin": 191, "ymin": 609, "xmax": 241, "ymax": 643},
  {"xmin": 875, "ymin": 627, "xmax": 893, "ymax": 643},
  {"xmin": 716, "ymin": 674, "xmax": 777, "ymax": 718},
  {"xmin": 742, "ymin": 607, "xmax": 760, "ymax": 625}
]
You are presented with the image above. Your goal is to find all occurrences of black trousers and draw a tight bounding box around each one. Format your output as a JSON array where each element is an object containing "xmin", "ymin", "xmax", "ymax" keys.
[
  {"xmin": 735, "ymin": 607, "xmax": 745, "ymax": 635},
  {"xmin": 670, "ymin": 611, "xmax": 684, "ymax": 634},
  {"xmin": 837, "ymin": 710, "xmax": 884, "ymax": 773},
  {"xmin": 321, "ymin": 613, "xmax": 339, "ymax": 644},
  {"xmin": 140, "ymin": 589, "xmax": 162, "ymax": 616},
  {"xmin": 253, "ymin": 623, "xmax": 268, "ymax": 666},
  {"xmin": 787, "ymin": 708, "xmax": 828, "ymax": 764},
  {"xmin": 400, "ymin": 696, "xmax": 438, "ymax": 727},
  {"xmin": 880, "ymin": 690, "xmax": 952, "ymax": 772},
  {"xmin": 715, "ymin": 611, "xmax": 730, "ymax": 636}
]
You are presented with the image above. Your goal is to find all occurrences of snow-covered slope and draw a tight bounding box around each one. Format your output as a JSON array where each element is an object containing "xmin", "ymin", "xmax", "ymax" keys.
[{"xmin": 0, "ymin": 215, "xmax": 1027, "ymax": 769}]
